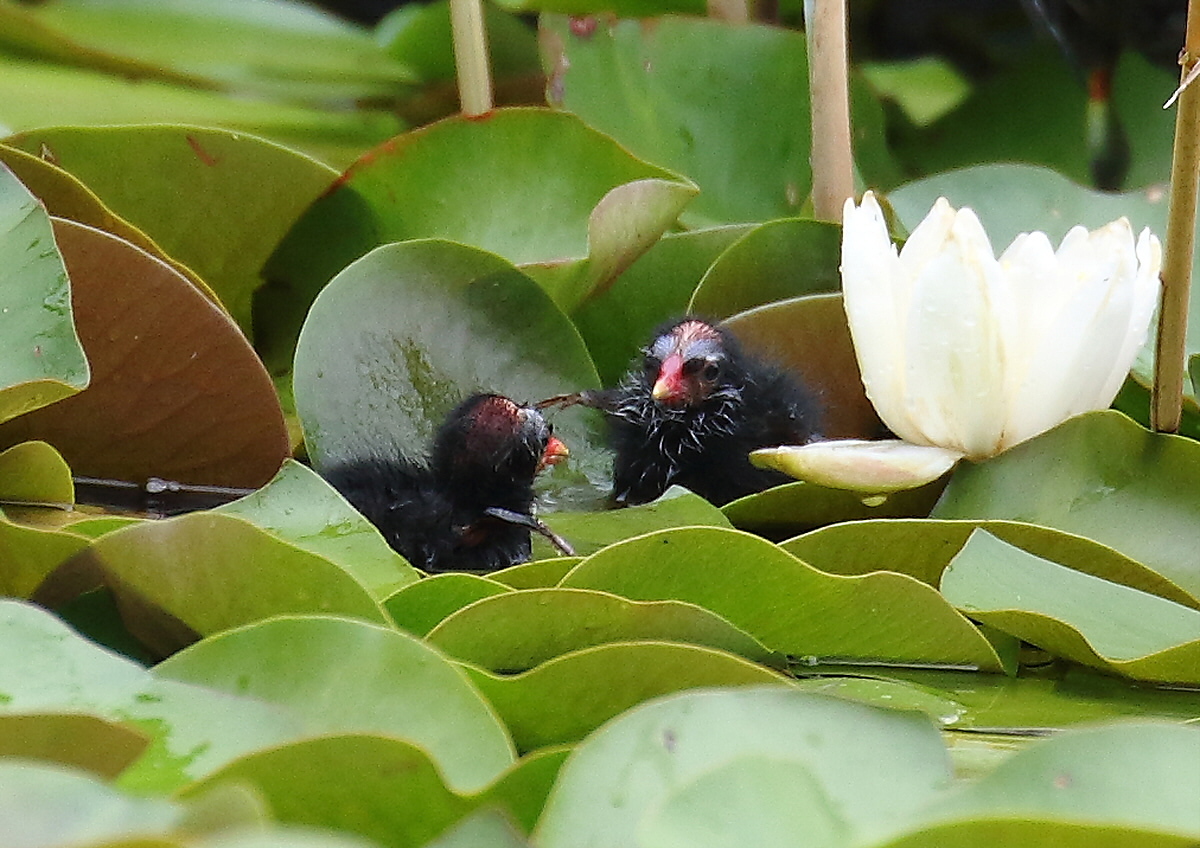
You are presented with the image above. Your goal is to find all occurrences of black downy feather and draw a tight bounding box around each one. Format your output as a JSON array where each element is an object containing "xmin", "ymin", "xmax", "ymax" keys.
[{"xmin": 605, "ymin": 319, "xmax": 821, "ymax": 506}]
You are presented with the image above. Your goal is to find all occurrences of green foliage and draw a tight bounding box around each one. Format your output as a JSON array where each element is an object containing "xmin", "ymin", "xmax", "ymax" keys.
[{"xmin": 0, "ymin": 1, "xmax": 1198, "ymax": 845}]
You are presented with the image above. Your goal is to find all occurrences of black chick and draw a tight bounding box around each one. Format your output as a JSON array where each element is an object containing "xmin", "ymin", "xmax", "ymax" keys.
[
  {"xmin": 323, "ymin": 394, "xmax": 570, "ymax": 573},
  {"xmin": 603, "ymin": 318, "xmax": 821, "ymax": 506}
]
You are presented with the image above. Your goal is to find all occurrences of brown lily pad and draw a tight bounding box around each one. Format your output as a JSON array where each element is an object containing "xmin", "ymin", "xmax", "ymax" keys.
[
  {"xmin": 0, "ymin": 218, "xmax": 289, "ymax": 488},
  {"xmin": 724, "ymin": 293, "xmax": 883, "ymax": 440}
]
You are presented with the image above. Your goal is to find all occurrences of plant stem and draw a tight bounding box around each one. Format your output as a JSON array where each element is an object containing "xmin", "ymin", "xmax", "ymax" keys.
[
  {"xmin": 1153, "ymin": 0, "xmax": 1200, "ymax": 432},
  {"xmin": 450, "ymin": 0, "xmax": 493, "ymax": 116},
  {"xmin": 804, "ymin": 0, "xmax": 854, "ymax": 222}
]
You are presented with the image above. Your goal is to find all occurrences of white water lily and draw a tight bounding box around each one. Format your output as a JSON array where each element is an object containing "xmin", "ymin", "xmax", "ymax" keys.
[{"xmin": 755, "ymin": 191, "xmax": 1161, "ymax": 492}]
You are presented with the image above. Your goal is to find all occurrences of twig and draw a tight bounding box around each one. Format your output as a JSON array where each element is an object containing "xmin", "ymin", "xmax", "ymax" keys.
[
  {"xmin": 449, "ymin": 0, "xmax": 493, "ymax": 116},
  {"xmin": 1153, "ymin": 0, "xmax": 1200, "ymax": 432},
  {"xmin": 804, "ymin": 0, "xmax": 855, "ymax": 222}
]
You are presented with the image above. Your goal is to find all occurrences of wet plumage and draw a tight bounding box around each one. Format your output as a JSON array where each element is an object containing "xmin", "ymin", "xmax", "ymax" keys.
[{"xmin": 323, "ymin": 394, "xmax": 569, "ymax": 572}]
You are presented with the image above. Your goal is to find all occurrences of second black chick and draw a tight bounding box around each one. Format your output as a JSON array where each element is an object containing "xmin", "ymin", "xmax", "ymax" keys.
[
  {"xmin": 605, "ymin": 318, "xmax": 821, "ymax": 506},
  {"xmin": 323, "ymin": 393, "xmax": 570, "ymax": 573}
]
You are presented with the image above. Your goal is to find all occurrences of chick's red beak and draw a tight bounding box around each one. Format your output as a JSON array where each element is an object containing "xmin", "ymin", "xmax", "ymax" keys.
[
  {"xmin": 538, "ymin": 435, "xmax": 569, "ymax": 472},
  {"xmin": 651, "ymin": 353, "xmax": 687, "ymax": 404}
]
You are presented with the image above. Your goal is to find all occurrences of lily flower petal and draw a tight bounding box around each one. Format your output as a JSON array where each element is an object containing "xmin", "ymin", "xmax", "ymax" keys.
[
  {"xmin": 751, "ymin": 440, "xmax": 963, "ymax": 493},
  {"xmin": 840, "ymin": 193, "xmax": 1161, "ymax": 461}
]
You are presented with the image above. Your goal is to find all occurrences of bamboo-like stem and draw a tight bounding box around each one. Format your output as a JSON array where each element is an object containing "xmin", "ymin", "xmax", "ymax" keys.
[
  {"xmin": 804, "ymin": 0, "xmax": 854, "ymax": 222},
  {"xmin": 449, "ymin": 0, "xmax": 493, "ymax": 117},
  {"xmin": 1153, "ymin": 0, "xmax": 1200, "ymax": 432}
]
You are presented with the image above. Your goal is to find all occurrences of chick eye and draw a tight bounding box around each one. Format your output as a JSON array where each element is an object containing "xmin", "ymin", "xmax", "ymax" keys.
[{"xmin": 701, "ymin": 360, "xmax": 721, "ymax": 382}]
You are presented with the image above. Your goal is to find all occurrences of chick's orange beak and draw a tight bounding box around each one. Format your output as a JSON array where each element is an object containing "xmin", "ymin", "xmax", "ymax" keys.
[
  {"xmin": 538, "ymin": 435, "xmax": 569, "ymax": 472},
  {"xmin": 651, "ymin": 353, "xmax": 687, "ymax": 404}
]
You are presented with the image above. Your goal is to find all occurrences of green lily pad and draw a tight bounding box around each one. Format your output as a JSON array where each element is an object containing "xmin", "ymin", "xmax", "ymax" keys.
[
  {"xmin": 941, "ymin": 531, "xmax": 1200, "ymax": 684},
  {"xmin": 0, "ymin": 759, "xmax": 184, "ymax": 846},
  {"xmin": 933, "ymin": 411, "xmax": 1200, "ymax": 601},
  {"xmin": 890, "ymin": 46, "xmax": 1092, "ymax": 186},
  {"xmin": 782, "ymin": 519, "xmax": 1200, "ymax": 609},
  {"xmin": 182, "ymin": 733, "xmax": 558, "ymax": 848},
  {"xmin": 0, "ymin": 712, "xmax": 148, "ymax": 780},
  {"xmin": 489, "ymin": 557, "xmax": 580, "ymax": 589},
  {"xmin": 541, "ymin": 15, "xmax": 897, "ymax": 227},
  {"xmin": 560, "ymin": 526, "xmax": 1010, "ymax": 670},
  {"xmin": 0, "ymin": 598, "xmax": 305, "ymax": 794},
  {"xmin": 0, "ymin": 143, "xmax": 214, "ymax": 300},
  {"xmin": 636, "ymin": 755, "xmax": 845, "ymax": 848},
  {"xmin": 688, "ymin": 218, "xmax": 841, "ymax": 318},
  {"xmin": 25, "ymin": 0, "xmax": 415, "ymax": 103},
  {"xmin": 0, "ymin": 218, "xmax": 290, "ymax": 490},
  {"xmin": 4, "ymin": 125, "xmax": 339, "ymax": 331},
  {"xmin": 880, "ymin": 722, "xmax": 1200, "ymax": 847},
  {"xmin": 378, "ymin": 0, "xmax": 539, "ymax": 85},
  {"xmin": 0, "ymin": 54, "xmax": 402, "ymax": 169},
  {"xmin": 573, "ymin": 225, "xmax": 753, "ymax": 386},
  {"xmin": 383, "ymin": 573, "xmax": 513, "ymax": 638},
  {"xmin": 422, "ymin": 809, "xmax": 530, "ymax": 848},
  {"xmin": 484, "ymin": 746, "xmax": 570, "ymax": 834},
  {"xmin": 462, "ymin": 642, "xmax": 786, "ymax": 752},
  {"xmin": 0, "ymin": 440, "xmax": 73, "ymax": 505},
  {"xmin": 818, "ymin": 664, "xmax": 1200, "ymax": 733},
  {"xmin": 533, "ymin": 687, "xmax": 951, "ymax": 848},
  {"xmin": 216, "ymin": 460, "xmax": 419, "ymax": 600},
  {"xmin": 529, "ymin": 488, "xmax": 732, "ymax": 560},
  {"xmin": 0, "ymin": 160, "xmax": 89, "ymax": 424},
  {"xmin": 427, "ymin": 587, "xmax": 778, "ymax": 671},
  {"xmin": 722, "ymin": 294, "xmax": 886, "ymax": 440},
  {"xmin": 84, "ymin": 512, "xmax": 388, "ymax": 654},
  {"xmin": 0, "ymin": 510, "xmax": 90, "ymax": 598},
  {"xmin": 178, "ymin": 735, "xmax": 471, "ymax": 848},
  {"xmin": 266, "ymin": 107, "xmax": 694, "ymax": 370},
  {"xmin": 290, "ymin": 239, "xmax": 603, "ymax": 486},
  {"xmin": 157, "ymin": 615, "xmax": 515, "ymax": 792}
]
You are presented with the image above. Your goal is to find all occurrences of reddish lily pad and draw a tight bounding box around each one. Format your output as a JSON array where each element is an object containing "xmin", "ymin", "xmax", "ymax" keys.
[
  {"xmin": 0, "ymin": 712, "xmax": 148, "ymax": 780},
  {"xmin": 723, "ymin": 295, "xmax": 884, "ymax": 440},
  {"xmin": 0, "ymin": 161, "xmax": 89, "ymax": 424},
  {"xmin": 0, "ymin": 218, "xmax": 289, "ymax": 489}
]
